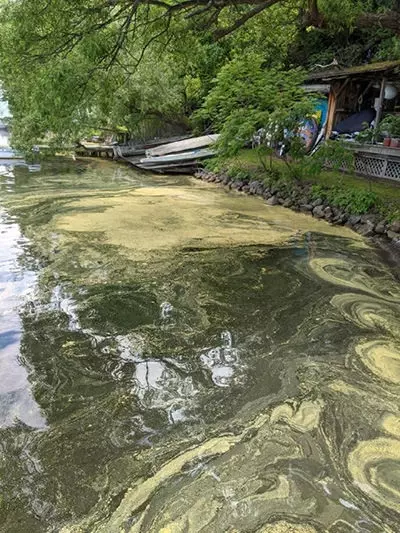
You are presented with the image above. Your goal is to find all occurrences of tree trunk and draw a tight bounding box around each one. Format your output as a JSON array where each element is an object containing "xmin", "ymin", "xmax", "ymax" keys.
[{"xmin": 306, "ymin": 0, "xmax": 324, "ymax": 27}]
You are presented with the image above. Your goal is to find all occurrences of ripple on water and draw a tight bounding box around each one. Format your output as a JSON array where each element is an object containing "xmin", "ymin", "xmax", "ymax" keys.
[
  {"xmin": 199, "ymin": 330, "xmax": 243, "ymax": 388},
  {"xmin": 133, "ymin": 359, "xmax": 199, "ymax": 424}
]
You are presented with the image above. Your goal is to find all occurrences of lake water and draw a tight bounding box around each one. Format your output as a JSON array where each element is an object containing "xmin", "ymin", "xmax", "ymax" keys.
[{"xmin": 0, "ymin": 158, "xmax": 399, "ymax": 532}]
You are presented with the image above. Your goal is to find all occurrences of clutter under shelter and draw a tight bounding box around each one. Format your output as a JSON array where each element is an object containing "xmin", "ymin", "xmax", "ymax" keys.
[{"xmin": 305, "ymin": 60, "xmax": 400, "ymax": 182}]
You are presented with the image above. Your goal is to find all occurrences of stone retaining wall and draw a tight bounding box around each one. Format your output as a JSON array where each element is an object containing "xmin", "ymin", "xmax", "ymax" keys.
[{"xmin": 194, "ymin": 169, "xmax": 400, "ymax": 246}]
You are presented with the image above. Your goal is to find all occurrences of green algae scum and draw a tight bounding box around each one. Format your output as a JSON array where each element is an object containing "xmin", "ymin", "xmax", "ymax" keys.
[{"xmin": 0, "ymin": 158, "xmax": 399, "ymax": 533}]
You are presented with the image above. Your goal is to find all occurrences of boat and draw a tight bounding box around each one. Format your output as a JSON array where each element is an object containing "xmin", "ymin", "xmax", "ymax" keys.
[
  {"xmin": 113, "ymin": 134, "xmax": 193, "ymax": 159},
  {"xmin": 124, "ymin": 134, "xmax": 220, "ymax": 173},
  {"xmin": 145, "ymin": 134, "xmax": 219, "ymax": 157},
  {"xmin": 0, "ymin": 147, "xmax": 24, "ymax": 159},
  {"xmin": 134, "ymin": 147, "xmax": 216, "ymax": 173}
]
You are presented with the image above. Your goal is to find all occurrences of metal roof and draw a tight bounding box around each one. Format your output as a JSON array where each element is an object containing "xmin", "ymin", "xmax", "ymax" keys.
[{"xmin": 307, "ymin": 60, "xmax": 400, "ymax": 82}]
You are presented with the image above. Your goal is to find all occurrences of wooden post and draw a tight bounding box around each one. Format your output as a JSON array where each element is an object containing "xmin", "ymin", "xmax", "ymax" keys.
[
  {"xmin": 374, "ymin": 77, "xmax": 386, "ymax": 134},
  {"xmin": 325, "ymin": 84, "xmax": 338, "ymax": 139}
]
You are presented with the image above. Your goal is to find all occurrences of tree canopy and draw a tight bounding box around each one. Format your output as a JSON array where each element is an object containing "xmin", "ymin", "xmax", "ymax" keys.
[{"xmin": 0, "ymin": 0, "xmax": 399, "ymax": 148}]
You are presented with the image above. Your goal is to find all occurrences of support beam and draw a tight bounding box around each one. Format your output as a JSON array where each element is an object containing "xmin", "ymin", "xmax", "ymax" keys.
[
  {"xmin": 336, "ymin": 77, "xmax": 350, "ymax": 99},
  {"xmin": 325, "ymin": 84, "xmax": 338, "ymax": 139},
  {"xmin": 374, "ymin": 77, "xmax": 386, "ymax": 135}
]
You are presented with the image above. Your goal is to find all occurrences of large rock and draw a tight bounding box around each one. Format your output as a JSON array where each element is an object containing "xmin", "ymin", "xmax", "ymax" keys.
[
  {"xmin": 324, "ymin": 206, "xmax": 334, "ymax": 221},
  {"xmin": 232, "ymin": 180, "xmax": 244, "ymax": 190},
  {"xmin": 388, "ymin": 220, "xmax": 400, "ymax": 233},
  {"xmin": 299, "ymin": 196, "xmax": 310, "ymax": 206},
  {"xmin": 283, "ymin": 199, "xmax": 293, "ymax": 208},
  {"xmin": 263, "ymin": 189, "xmax": 272, "ymax": 200},
  {"xmin": 335, "ymin": 213, "xmax": 348, "ymax": 225},
  {"xmin": 355, "ymin": 220, "xmax": 375, "ymax": 237},
  {"xmin": 311, "ymin": 198, "xmax": 323, "ymax": 208},
  {"xmin": 300, "ymin": 204, "xmax": 313, "ymax": 213},
  {"xmin": 266, "ymin": 195, "xmax": 279, "ymax": 206},
  {"xmin": 375, "ymin": 220, "xmax": 387, "ymax": 234},
  {"xmin": 387, "ymin": 230, "xmax": 400, "ymax": 242},
  {"xmin": 256, "ymin": 184, "xmax": 265, "ymax": 196},
  {"xmin": 347, "ymin": 215, "xmax": 361, "ymax": 226},
  {"xmin": 249, "ymin": 181, "xmax": 259, "ymax": 194},
  {"xmin": 361, "ymin": 213, "xmax": 377, "ymax": 224},
  {"xmin": 312, "ymin": 205, "xmax": 325, "ymax": 218}
]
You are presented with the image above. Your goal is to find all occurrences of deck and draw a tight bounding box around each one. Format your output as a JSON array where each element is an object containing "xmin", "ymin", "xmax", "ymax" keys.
[{"xmin": 348, "ymin": 143, "xmax": 400, "ymax": 182}]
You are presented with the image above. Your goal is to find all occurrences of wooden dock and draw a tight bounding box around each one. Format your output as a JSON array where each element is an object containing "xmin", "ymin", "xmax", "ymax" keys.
[{"xmin": 75, "ymin": 143, "xmax": 115, "ymax": 159}]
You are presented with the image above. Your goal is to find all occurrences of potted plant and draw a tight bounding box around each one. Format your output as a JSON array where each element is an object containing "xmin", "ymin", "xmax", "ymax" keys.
[{"xmin": 379, "ymin": 115, "xmax": 400, "ymax": 148}]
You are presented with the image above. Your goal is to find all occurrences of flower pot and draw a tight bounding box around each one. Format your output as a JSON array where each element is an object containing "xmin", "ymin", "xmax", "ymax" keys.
[
  {"xmin": 390, "ymin": 138, "xmax": 400, "ymax": 148},
  {"xmin": 383, "ymin": 137, "xmax": 391, "ymax": 147}
]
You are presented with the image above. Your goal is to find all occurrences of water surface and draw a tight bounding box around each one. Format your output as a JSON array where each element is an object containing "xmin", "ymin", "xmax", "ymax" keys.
[{"xmin": 0, "ymin": 159, "xmax": 399, "ymax": 532}]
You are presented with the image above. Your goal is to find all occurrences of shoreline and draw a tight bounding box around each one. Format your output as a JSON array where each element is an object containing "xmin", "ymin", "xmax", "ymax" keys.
[{"xmin": 194, "ymin": 168, "xmax": 400, "ymax": 264}]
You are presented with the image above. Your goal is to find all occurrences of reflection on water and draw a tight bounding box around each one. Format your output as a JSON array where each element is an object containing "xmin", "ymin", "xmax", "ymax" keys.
[
  {"xmin": 0, "ymin": 159, "xmax": 399, "ymax": 532},
  {"xmin": 200, "ymin": 330, "xmax": 242, "ymax": 387},
  {"xmin": 0, "ymin": 208, "xmax": 45, "ymax": 429},
  {"xmin": 134, "ymin": 359, "xmax": 198, "ymax": 424}
]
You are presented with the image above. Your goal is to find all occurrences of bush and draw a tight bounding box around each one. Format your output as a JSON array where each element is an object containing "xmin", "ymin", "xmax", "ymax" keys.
[
  {"xmin": 196, "ymin": 52, "xmax": 314, "ymax": 157},
  {"xmin": 311, "ymin": 181, "xmax": 378, "ymax": 214}
]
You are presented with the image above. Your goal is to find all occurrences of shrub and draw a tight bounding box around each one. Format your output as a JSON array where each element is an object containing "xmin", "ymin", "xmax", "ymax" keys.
[
  {"xmin": 196, "ymin": 52, "xmax": 314, "ymax": 157},
  {"xmin": 327, "ymin": 185, "xmax": 378, "ymax": 214}
]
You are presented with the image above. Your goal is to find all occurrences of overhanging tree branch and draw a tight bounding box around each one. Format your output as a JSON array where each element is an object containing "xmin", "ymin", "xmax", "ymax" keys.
[
  {"xmin": 356, "ymin": 10, "xmax": 400, "ymax": 34},
  {"xmin": 213, "ymin": 0, "xmax": 280, "ymax": 39},
  {"xmin": 4, "ymin": 0, "xmax": 400, "ymax": 77}
]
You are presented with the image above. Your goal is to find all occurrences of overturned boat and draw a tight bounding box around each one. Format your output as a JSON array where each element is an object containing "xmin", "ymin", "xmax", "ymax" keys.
[
  {"xmin": 145, "ymin": 134, "xmax": 219, "ymax": 157},
  {"xmin": 113, "ymin": 134, "xmax": 193, "ymax": 159},
  {"xmin": 137, "ymin": 148, "xmax": 216, "ymax": 173},
  {"xmin": 126, "ymin": 134, "xmax": 219, "ymax": 173}
]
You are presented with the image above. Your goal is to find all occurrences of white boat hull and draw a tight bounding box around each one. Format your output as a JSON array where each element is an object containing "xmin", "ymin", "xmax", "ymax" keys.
[{"xmin": 146, "ymin": 134, "xmax": 219, "ymax": 157}]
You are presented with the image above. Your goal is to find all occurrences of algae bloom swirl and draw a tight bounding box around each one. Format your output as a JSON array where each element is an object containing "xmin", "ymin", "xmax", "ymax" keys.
[
  {"xmin": 0, "ymin": 160, "xmax": 399, "ymax": 532},
  {"xmin": 310, "ymin": 253, "xmax": 400, "ymax": 524}
]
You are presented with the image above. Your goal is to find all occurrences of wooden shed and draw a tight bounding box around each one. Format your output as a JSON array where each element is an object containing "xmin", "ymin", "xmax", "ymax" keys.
[{"xmin": 306, "ymin": 61, "xmax": 400, "ymax": 182}]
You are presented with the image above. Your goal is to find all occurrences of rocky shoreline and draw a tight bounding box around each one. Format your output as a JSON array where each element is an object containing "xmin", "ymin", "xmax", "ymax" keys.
[{"xmin": 194, "ymin": 168, "xmax": 400, "ymax": 248}]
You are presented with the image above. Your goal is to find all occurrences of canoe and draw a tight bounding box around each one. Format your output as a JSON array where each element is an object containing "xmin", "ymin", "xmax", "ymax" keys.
[
  {"xmin": 131, "ymin": 147, "xmax": 215, "ymax": 174},
  {"xmin": 139, "ymin": 148, "xmax": 215, "ymax": 166},
  {"xmin": 146, "ymin": 134, "xmax": 219, "ymax": 157},
  {"xmin": 114, "ymin": 135, "xmax": 193, "ymax": 158},
  {"xmin": 137, "ymin": 148, "xmax": 215, "ymax": 171}
]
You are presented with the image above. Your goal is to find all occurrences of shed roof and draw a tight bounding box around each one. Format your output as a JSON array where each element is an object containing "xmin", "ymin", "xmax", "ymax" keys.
[{"xmin": 307, "ymin": 60, "xmax": 400, "ymax": 82}]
